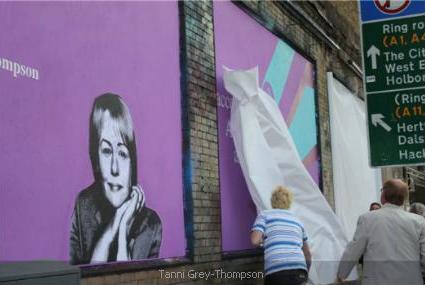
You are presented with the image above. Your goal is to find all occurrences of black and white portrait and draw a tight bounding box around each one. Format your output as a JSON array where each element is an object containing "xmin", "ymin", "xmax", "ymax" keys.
[{"xmin": 70, "ymin": 93, "xmax": 162, "ymax": 265}]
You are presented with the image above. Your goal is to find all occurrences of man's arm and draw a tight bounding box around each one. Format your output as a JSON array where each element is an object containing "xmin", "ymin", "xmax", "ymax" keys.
[
  {"xmin": 251, "ymin": 213, "xmax": 265, "ymax": 247},
  {"xmin": 337, "ymin": 214, "xmax": 368, "ymax": 280}
]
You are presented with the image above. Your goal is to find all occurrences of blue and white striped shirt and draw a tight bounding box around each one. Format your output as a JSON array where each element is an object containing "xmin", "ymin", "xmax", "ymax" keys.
[{"xmin": 252, "ymin": 209, "xmax": 308, "ymax": 275}]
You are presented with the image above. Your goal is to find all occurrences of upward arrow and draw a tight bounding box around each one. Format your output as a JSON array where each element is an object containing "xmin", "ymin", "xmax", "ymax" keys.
[{"xmin": 367, "ymin": 45, "xmax": 380, "ymax": 70}]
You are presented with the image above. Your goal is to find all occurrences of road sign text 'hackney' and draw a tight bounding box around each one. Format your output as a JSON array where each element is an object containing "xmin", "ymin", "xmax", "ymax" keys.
[{"xmin": 360, "ymin": 0, "xmax": 425, "ymax": 167}]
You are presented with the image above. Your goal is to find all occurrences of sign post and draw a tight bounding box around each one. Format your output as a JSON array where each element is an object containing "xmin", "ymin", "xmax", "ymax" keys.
[{"xmin": 359, "ymin": 0, "xmax": 425, "ymax": 167}]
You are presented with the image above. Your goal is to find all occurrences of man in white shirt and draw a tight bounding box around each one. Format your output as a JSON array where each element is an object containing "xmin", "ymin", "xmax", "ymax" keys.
[{"xmin": 337, "ymin": 179, "xmax": 425, "ymax": 285}]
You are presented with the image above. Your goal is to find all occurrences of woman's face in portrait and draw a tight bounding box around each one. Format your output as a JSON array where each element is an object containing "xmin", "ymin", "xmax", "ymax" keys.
[{"xmin": 98, "ymin": 111, "xmax": 131, "ymax": 208}]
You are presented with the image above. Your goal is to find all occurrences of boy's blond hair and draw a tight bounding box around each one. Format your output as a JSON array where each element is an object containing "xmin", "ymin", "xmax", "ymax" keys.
[{"xmin": 271, "ymin": 186, "xmax": 293, "ymax": 210}]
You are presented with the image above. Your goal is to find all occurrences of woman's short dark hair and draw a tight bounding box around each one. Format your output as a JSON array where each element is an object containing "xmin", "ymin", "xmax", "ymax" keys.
[
  {"xmin": 89, "ymin": 93, "xmax": 138, "ymax": 186},
  {"xmin": 369, "ymin": 202, "xmax": 381, "ymax": 210}
]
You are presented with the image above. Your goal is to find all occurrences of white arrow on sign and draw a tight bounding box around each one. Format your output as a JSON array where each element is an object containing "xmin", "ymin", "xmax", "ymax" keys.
[
  {"xmin": 367, "ymin": 45, "xmax": 380, "ymax": 70},
  {"xmin": 371, "ymin": 113, "xmax": 392, "ymax": 132}
]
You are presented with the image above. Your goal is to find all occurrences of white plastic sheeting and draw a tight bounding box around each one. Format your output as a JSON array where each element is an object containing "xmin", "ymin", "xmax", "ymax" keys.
[
  {"xmin": 327, "ymin": 73, "xmax": 382, "ymax": 240},
  {"xmin": 224, "ymin": 67, "xmax": 356, "ymax": 285}
]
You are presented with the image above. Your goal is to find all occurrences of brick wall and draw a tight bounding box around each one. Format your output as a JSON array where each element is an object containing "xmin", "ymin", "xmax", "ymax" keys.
[
  {"xmin": 181, "ymin": 0, "xmax": 221, "ymax": 264},
  {"xmin": 82, "ymin": 1, "xmax": 363, "ymax": 284}
]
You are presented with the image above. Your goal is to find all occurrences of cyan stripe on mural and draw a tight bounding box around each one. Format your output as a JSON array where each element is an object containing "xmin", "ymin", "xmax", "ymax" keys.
[
  {"xmin": 262, "ymin": 40, "xmax": 294, "ymax": 103},
  {"xmin": 262, "ymin": 39, "xmax": 318, "ymax": 182},
  {"xmin": 288, "ymin": 87, "xmax": 317, "ymax": 160},
  {"xmin": 284, "ymin": 66, "xmax": 308, "ymax": 126}
]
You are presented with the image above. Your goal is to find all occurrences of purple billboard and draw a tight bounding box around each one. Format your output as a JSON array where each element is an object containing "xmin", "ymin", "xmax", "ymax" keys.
[
  {"xmin": 214, "ymin": 2, "xmax": 320, "ymax": 252},
  {"xmin": 0, "ymin": 2, "xmax": 185, "ymax": 263}
]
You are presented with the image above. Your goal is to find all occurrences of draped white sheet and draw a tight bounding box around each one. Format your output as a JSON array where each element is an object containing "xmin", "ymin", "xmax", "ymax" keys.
[
  {"xmin": 224, "ymin": 67, "xmax": 356, "ymax": 285},
  {"xmin": 327, "ymin": 73, "xmax": 382, "ymax": 240}
]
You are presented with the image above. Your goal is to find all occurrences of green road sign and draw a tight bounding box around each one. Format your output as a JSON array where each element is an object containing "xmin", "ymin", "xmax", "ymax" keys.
[
  {"xmin": 362, "ymin": 16, "xmax": 425, "ymax": 93},
  {"xmin": 360, "ymin": 2, "xmax": 425, "ymax": 167},
  {"xmin": 367, "ymin": 88, "xmax": 425, "ymax": 166}
]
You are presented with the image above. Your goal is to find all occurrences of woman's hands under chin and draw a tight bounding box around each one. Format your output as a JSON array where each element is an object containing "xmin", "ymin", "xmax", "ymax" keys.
[
  {"xmin": 90, "ymin": 186, "xmax": 144, "ymax": 263},
  {"xmin": 90, "ymin": 195, "xmax": 132, "ymax": 263},
  {"xmin": 117, "ymin": 184, "xmax": 144, "ymax": 261}
]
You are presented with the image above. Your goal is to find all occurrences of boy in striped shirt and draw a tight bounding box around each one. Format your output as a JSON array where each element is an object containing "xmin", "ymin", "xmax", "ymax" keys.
[{"xmin": 251, "ymin": 186, "xmax": 311, "ymax": 285}]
